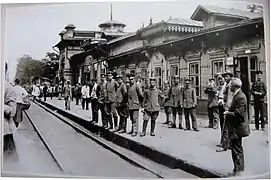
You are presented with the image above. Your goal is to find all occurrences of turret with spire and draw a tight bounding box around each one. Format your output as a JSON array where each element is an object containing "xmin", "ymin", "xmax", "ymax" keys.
[{"xmin": 98, "ymin": 4, "xmax": 126, "ymax": 34}]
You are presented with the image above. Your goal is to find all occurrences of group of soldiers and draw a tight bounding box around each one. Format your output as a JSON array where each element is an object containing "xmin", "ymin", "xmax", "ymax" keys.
[{"xmin": 61, "ymin": 68, "xmax": 266, "ymax": 141}]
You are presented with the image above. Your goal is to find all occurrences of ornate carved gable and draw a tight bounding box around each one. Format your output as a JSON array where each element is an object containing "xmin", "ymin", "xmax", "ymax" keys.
[
  {"xmin": 184, "ymin": 51, "xmax": 201, "ymax": 61},
  {"xmin": 207, "ymin": 48, "xmax": 227, "ymax": 60},
  {"xmin": 233, "ymin": 39, "xmax": 261, "ymax": 51}
]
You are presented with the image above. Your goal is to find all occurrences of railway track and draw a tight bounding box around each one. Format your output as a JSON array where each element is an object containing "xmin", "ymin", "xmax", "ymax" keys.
[{"xmin": 25, "ymin": 99, "xmax": 196, "ymax": 178}]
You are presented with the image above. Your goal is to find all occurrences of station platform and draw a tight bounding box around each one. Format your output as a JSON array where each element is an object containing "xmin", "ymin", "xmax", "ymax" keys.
[{"xmin": 37, "ymin": 98, "xmax": 269, "ymax": 178}]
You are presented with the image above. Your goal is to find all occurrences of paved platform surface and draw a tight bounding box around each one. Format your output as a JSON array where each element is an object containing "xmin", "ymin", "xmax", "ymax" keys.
[
  {"xmin": 45, "ymin": 98, "xmax": 269, "ymax": 177},
  {"xmin": 2, "ymin": 113, "xmax": 62, "ymax": 177}
]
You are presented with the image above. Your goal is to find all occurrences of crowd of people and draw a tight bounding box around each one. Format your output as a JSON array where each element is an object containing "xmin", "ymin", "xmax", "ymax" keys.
[
  {"xmin": 4, "ymin": 60, "xmax": 267, "ymax": 176},
  {"xmin": 52, "ymin": 70, "xmax": 266, "ymax": 176}
]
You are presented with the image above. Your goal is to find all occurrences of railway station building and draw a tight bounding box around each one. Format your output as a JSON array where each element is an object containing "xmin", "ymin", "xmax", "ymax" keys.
[{"xmin": 54, "ymin": 5, "xmax": 266, "ymax": 117}]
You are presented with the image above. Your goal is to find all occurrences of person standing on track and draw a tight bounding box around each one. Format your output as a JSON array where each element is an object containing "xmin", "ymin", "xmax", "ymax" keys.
[
  {"xmin": 140, "ymin": 77, "xmax": 165, "ymax": 137},
  {"xmin": 63, "ymin": 80, "xmax": 72, "ymax": 110},
  {"xmin": 31, "ymin": 83, "xmax": 40, "ymax": 102},
  {"xmin": 114, "ymin": 75, "xmax": 128, "ymax": 133},
  {"xmin": 13, "ymin": 78, "xmax": 28, "ymax": 128},
  {"xmin": 43, "ymin": 84, "xmax": 48, "ymax": 101},
  {"xmin": 4, "ymin": 62, "xmax": 17, "ymax": 157},
  {"xmin": 127, "ymin": 75, "xmax": 144, "ymax": 137}
]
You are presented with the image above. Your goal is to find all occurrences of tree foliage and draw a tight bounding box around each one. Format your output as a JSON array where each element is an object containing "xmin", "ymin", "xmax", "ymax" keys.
[
  {"xmin": 15, "ymin": 52, "xmax": 59, "ymax": 85},
  {"xmin": 15, "ymin": 55, "xmax": 44, "ymax": 85}
]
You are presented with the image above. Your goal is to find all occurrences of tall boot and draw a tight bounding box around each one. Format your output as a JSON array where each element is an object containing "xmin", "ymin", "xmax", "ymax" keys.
[
  {"xmin": 113, "ymin": 116, "xmax": 119, "ymax": 131},
  {"xmin": 115, "ymin": 116, "xmax": 122, "ymax": 132},
  {"xmin": 178, "ymin": 115, "xmax": 183, "ymax": 129},
  {"xmin": 140, "ymin": 121, "xmax": 148, "ymax": 137},
  {"xmin": 108, "ymin": 116, "xmax": 113, "ymax": 130},
  {"xmin": 127, "ymin": 121, "xmax": 133, "ymax": 134},
  {"xmin": 131, "ymin": 121, "xmax": 138, "ymax": 137},
  {"xmin": 169, "ymin": 114, "xmax": 176, "ymax": 128},
  {"xmin": 150, "ymin": 120, "xmax": 156, "ymax": 136},
  {"xmin": 119, "ymin": 117, "xmax": 127, "ymax": 133}
]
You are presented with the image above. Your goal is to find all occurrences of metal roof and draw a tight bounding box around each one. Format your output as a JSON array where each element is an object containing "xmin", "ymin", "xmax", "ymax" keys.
[
  {"xmin": 107, "ymin": 32, "xmax": 136, "ymax": 45},
  {"xmin": 191, "ymin": 5, "xmax": 263, "ymax": 20},
  {"xmin": 99, "ymin": 20, "xmax": 126, "ymax": 27},
  {"xmin": 166, "ymin": 18, "xmax": 203, "ymax": 27}
]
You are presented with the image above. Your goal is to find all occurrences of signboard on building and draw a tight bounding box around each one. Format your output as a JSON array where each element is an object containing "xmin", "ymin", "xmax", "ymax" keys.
[{"xmin": 226, "ymin": 57, "xmax": 234, "ymax": 66}]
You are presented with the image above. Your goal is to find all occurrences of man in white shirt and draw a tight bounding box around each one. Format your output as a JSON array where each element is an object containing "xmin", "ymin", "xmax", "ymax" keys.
[
  {"xmin": 13, "ymin": 78, "xmax": 28, "ymax": 127},
  {"xmin": 81, "ymin": 82, "xmax": 90, "ymax": 110},
  {"xmin": 31, "ymin": 83, "xmax": 40, "ymax": 102},
  {"xmin": 90, "ymin": 79, "xmax": 100, "ymax": 123}
]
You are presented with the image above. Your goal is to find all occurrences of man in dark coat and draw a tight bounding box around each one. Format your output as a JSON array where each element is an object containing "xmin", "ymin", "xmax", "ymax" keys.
[
  {"xmin": 115, "ymin": 75, "xmax": 128, "ymax": 133},
  {"xmin": 251, "ymin": 70, "xmax": 267, "ymax": 131},
  {"xmin": 43, "ymin": 84, "xmax": 48, "ymax": 101},
  {"xmin": 168, "ymin": 76, "xmax": 183, "ymax": 129},
  {"xmin": 105, "ymin": 71, "xmax": 119, "ymax": 130},
  {"xmin": 180, "ymin": 78, "xmax": 199, "ymax": 131},
  {"xmin": 224, "ymin": 78, "xmax": 250, "ymax": 176},
  {"xmin": 204, "ymin": 78, "xmax": 219, "ymax": 129},
  {"xmin": 127, "ymin": 75, "xmax": 144, "ymax": 137},
  {"xmin": 140, "ymin": 77, "xmax": 165, "ymax": 137}
]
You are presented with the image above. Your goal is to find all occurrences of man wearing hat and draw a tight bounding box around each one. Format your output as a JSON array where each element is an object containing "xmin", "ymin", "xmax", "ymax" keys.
[
  {"xmin": 98, "ymin": 73, "xmax": 108, "ymax": 127},
  {"xmin": 251, "ymin": 70, "xmax": 267, "ymax": 131},
  {"xmin": 90, "ymin": 78, "xmax": 100, "ymax": 124},
  {"xmin": 105, "ymin": 71, "xmax": 119, "ymax": 130},
  {"xmin": 114, "ymin": 74, "xmax": 128, "ymax": 133},
  {"xmin": 217, "ymin": 74, "xmax": 227, "ymax": 145},
  {"xmin": 180, "ymin": 78, "xmax": 199, "ymax": 131},
  {"xmin": 204, "ymin": 78, "xmax": 219, "ymax": 129},
  {"xmin": 63, "ymin": 80, "xmax": 72, "ymax": 110},
  {"xmin": 127, "ymin": 74, "xmax": 144, "ymax": 137},
  {"xmin": 217, "ymin": 70, "xmax": 233, "ymax": 152},
  {"xmin": 140, "ymin": 77, "xmax": 165, "ymax": 136},
  {"xmin": 163, "ymin": 81, "xmax": 172, "ymax": 125},
  {"xmin": 168, "ymin": 75, "xmax": 183, "ymax": 129}
]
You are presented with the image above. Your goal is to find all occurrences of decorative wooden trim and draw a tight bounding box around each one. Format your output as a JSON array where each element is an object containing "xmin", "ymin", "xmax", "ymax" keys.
[{"xmin": 184, "ymin": 51, "xmax": 201, "ymax": 62}]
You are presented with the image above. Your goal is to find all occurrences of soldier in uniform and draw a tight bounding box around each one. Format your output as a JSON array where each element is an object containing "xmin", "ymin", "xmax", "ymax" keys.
[
  {"xmin": 115, "ymin": 75, "xmax": 128, "ymax": 133},
  {"xmin": 141, "ymin": 77, "xmax": 165, "ymax": 137},
  {"xmin": 98, "ymin": 74, "xmax": 108, "ymax": 128},
  {"xmin": 168, "ymin": 76, "xmax": 183, "ymax": 129},
  {"xmin": 251, "ymin": 70, "xmax": 267, "ymax": 131},
  {"xmin": 204, "ymin": 78, "xmax": 219, "ymax": 129},
  {"xmin": 180, "ymin": 78, "xmax": 199, "ymax": 131},
  {"xmin": 163, "ymin": 81, "xmax": 172, "ymax": 125},
  {"xmin": 105, "ymin": 71, "xmax": 119, "ymax": 130},
  {"xmin": 217, "ymin": 70, "xmax": 233, "ymax": 152},
  {"xmin": 127, "ymin": 75, "xmax": 144, "ymax": 137}
]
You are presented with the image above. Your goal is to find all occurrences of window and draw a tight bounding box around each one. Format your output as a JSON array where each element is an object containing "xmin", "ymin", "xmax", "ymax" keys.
[
  {"xmin": 155, "ymin": 67, "xmax": 162, "ymax": 89},
  {"xmin": 212, "ymin": 61, "xmax": 224, "ymax": 84},
  {"xmin": 170, "ymin": 65, "xmax": 178, "ymax": 85},
  {"xmin": 250, "ymin": 56, "xmax": 258, "ymax": 83},
  {"xmin": 141, "ymin": 69, "xmax": 148, "ymax": 88},
  {"xmin": 189, "ymin": 63, "xmax": 200, "ymax": 96}
]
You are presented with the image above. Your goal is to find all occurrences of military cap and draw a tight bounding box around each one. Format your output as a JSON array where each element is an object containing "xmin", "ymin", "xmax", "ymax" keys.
[
  {"xmin": 173, "ymin": 75, "xmax": 179, "ymax": 79},
  {"xmin": 100, "ymin": 73, "xmax": 106, "ymax": 77},
  {"xmin": 222, "ymin": 70, "xmax": 233, "ymax": 77},
  {"xmin": 164, "ymin": 80, "xmax": 169, "ymax": 84},
  {"xmin": 149, "ymin": 77, "xmax": 156, "ymax": 81},
  {"xmin": 209, "ymin": 78, "xmax": 215, "ymax": 81},
  {"xmin": 107, "ymin": 71, "xmax": 113, "ymax": 75},
  {"xmin": 184, "ymin": 77, "xmax": 191, "ymax": 82},
  {"xmin": 116, "ymin": 74, "xmax": 123, "ymax": 78},
  {"xmin": 255, "ymin": 70, "xmax": 263, "ymax": 75},
  {"xmin": 129, "ymin": 75, "xmax": 135, "ymax": 79},
  {"xmin": 91, "ymin": 78, "xmax": 97, "ymax": 82}
]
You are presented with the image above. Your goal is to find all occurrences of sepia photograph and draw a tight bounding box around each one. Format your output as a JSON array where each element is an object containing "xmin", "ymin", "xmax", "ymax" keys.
[{"xmin": 1, "ymin": 0, "xmax": 270, "ymax": 179}]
